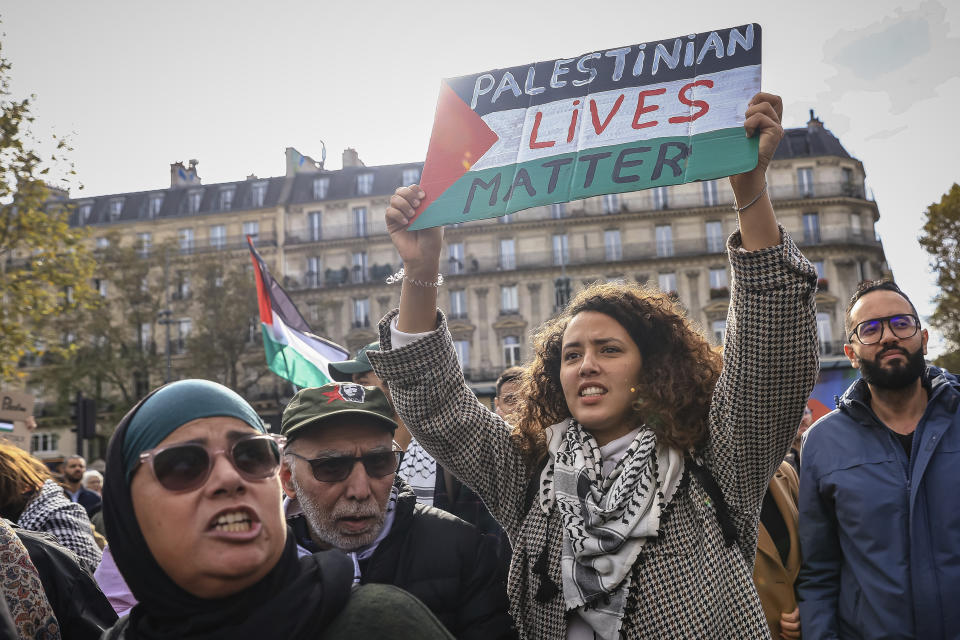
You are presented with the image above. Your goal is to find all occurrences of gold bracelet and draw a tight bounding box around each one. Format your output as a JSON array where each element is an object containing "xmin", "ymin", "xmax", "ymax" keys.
[{"xmin": 732, "ymin": 182, "xmax": 768, "ymax": 213}]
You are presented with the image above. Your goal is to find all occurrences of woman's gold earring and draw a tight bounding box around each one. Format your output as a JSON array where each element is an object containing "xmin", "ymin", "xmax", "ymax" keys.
[{"xmin": 630, "ymin": 387, "xmax": 636, "ymax": 393}]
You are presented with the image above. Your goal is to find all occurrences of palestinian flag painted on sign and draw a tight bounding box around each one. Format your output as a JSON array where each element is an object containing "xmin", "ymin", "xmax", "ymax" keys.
[
  {"xmin": 410, "ymin": 24, "xmax": 761, "ymax": 230},
  {"xmin": 248, "ymin": 237, "xmax": 349, "ymax": 388}
]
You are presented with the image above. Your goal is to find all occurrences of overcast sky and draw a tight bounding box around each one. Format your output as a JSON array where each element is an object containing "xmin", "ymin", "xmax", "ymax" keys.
[{"xmin": 5, "ymin": 0, "xmax": 959, "ymax": 354}]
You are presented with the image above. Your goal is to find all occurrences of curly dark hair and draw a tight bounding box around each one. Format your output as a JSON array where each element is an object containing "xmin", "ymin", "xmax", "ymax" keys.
[{"xmin": 509, "ymin": 281, "xmax": 722, "ymax": 467}]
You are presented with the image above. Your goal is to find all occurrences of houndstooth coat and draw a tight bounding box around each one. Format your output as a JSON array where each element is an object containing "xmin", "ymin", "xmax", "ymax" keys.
[{"xmin": 368, "ymin": 229, "xmax": 819, "ymax": 639}]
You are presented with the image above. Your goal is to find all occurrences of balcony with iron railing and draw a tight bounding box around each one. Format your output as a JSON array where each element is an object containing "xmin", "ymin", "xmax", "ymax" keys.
[{"xmin": 279, "ymin": 181, "xmax": 872, "ymax": 246}]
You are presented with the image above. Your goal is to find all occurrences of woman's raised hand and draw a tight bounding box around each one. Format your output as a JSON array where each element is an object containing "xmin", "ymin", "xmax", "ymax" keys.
[{"xmin": 386, "ymin": 184, "xmax": 444, "ymax": 281}]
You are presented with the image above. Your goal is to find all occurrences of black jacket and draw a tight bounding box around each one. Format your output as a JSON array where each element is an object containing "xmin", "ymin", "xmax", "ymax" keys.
[
  {"xmin": 291, "ymin": 482, "xmax": 516, "ymax": 640},
  {"xmin": 11, "ymin": 522, "xmax": 117, "ymax": 640}
]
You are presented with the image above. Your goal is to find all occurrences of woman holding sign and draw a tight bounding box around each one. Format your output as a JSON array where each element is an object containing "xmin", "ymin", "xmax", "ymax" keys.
[{"xmin": 368, "ymin": 93, "xmax": 816, "ymax": 639}]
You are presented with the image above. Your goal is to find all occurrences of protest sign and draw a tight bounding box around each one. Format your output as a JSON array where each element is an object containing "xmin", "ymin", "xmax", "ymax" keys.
[
  {"xmin": 410, "ymin": 24, "xmax": 761, "ymax": 230},
  {"xmin": 0, "ymin": 389, "xmax": 33, "ymax": 423}
]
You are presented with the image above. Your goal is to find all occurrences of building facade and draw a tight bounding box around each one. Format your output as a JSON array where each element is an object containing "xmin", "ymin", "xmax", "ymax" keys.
[{"xmin": 30, "ymin": 113, "xmax": 888, "ymax": 461}]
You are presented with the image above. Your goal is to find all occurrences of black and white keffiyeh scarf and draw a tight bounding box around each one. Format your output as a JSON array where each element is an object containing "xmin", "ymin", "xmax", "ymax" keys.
[
  {"xmin": 539, "ymin": 418, "xmax": 685, "ymax": 639},
  {"xmin": 397, "ymin": 438, "xmax": 437, "ymax": 505}
]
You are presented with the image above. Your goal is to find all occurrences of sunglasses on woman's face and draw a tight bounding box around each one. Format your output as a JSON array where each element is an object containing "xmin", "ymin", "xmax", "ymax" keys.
[{"xmin": 138, "ymin": 433, "xmax": 286, "ymax": 492}]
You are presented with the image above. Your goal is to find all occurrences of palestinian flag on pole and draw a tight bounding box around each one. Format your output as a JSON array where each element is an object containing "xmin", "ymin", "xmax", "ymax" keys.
[
  {"xmin": 410, "ymin": 24, "xmax": 761, "ymax": 229},
  {"xmin": 248, "ymin": 237, "xmax": 349, "ymax": 388}
]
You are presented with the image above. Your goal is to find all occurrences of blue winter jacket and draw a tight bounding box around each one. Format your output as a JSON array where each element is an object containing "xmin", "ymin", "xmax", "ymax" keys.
[{"xmin": 797, "ymin": 366, "xmax": 960, "ymax": 639}]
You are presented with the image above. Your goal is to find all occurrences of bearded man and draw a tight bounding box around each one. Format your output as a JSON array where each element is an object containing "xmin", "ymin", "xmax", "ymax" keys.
[
  {"xmin": 797, "ymin": 280, "xmax": 960, "ymax": 640},
  {"xmin": 280, "ymin": 382, "xmax": 515, "ymax": 640}
]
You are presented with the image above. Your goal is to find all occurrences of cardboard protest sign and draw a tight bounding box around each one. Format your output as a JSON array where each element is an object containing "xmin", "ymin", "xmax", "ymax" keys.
[
  {"xmin": 410, "ymin": 24, "xmax": 761, "ymax": 230},
  {"xmin": 0, "ymin": 389, "xmax": 33, "ymax": 423}
]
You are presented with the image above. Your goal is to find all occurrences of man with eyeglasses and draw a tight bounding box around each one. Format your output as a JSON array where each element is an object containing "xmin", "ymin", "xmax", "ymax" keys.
[
  {"xmin": 797, "ymin": 280, "xmax": 960, "ymax": 640},
  {"xmin": 279, "ymin": 382, "xmax": 516, "ymax": 640}
]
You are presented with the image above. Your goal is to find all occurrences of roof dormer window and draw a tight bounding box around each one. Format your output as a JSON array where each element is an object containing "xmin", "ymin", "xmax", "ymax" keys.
[
  {"xmin": 313, "ymin": 177, "xmax": 329, "ymax": 200},
  {"xmin": 108, "ymin": 198, "xmax": 124, "ymax": 221},
  {"xmin": 186, "ymin": 190, "xmax": 203, "ymax": 214},
  {"xmin": 251, "ymin": 181, "xmax": 268, "ymax": 208},
  {"xmin": 356, "ymin": 173, "xmax": 374, "ymax": 195},
  {"xmin": 219, "ymin": 186, "xmax": 235, "ymax": 211},
  {"xmin": 148, "ymin": 193, "xmax": 164, "ymax": 218},
  {"xmin": 78, "ymin": 203, "xmax": 92, "ymax": 223}
]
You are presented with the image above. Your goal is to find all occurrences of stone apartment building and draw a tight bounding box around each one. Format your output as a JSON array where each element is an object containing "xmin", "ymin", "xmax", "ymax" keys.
[{"xmin": 29, "ymin": 112, "xmax": 888, "ymax": 461}]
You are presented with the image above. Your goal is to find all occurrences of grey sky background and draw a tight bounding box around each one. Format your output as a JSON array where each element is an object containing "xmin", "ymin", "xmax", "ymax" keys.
[{"xmin": 5, "ymin": 0, "xmax": 959, "ymax": 355}]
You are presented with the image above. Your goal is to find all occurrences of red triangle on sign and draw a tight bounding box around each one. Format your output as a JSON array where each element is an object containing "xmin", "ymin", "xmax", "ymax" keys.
[{"xmin": 411, "ymin": 81, "xmax": 499, "ymax": 225}]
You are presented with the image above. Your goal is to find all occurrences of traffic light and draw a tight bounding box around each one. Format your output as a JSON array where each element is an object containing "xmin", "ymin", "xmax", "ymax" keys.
[{"xmin": 74, "ymin": 394, "xmax": 97, "ymax": 440}]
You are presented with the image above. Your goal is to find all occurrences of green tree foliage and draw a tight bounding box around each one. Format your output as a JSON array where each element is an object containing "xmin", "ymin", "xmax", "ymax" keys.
[
  {"xmin": 32, "ymin": 233, "xmax": 167, "ymax": 421},
  {"xmin": 0, "ymin": 43, "xmax": 96, "ymax": 381},
  {"xmin": 920, "ymin": 183, "xmax": 960, "ymax": 369},
  {"xmin": 185, "ymin": 253, "xmax": 268, "ymax": 393}
]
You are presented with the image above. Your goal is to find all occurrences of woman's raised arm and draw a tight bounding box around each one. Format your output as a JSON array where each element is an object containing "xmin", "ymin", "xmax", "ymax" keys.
[{"xmin": 386, "ymin": 185, "xmax": 443, "ymax": 333}]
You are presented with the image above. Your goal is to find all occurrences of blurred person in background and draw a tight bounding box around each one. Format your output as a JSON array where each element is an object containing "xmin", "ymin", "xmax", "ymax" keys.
[{"xmin": 0, "ymin": 442, "xmax": 102, "ymax": 573}]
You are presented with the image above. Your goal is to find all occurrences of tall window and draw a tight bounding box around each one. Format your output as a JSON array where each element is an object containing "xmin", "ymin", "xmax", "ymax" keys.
[
  {"xmin": 604, "ymin": 229, "xmax": 622, "ymax": 261},
  {"xmin": 210, "ymin": 224, "xmax": 226, "ymax": 249},
  {"xmin": 78, "ymin": 204, "xmax": 92, "ymax": 223},
  {"xmin": 174, "ymin": 271, "xmax": 190, "ymax": 300},
  {"xmin": 353, "ymin": 298, "xmax": 370, "ymax": 328},
  {"xmin": 602, "ymin": 193, "xmax": 620, "ymax": 214},
  {"xmin": 702, "ymin": 180, "xmax": 719, "ymax": 206},
  {"xmin": 178, "ymin": 228, "xmax": 194, "ymax": 254},
  {"xmin": 552, "ymin": 234, "xmax": 569, "ymax": 266},
  {"xmin": 803, "ymin": 212, "xmax": 821, "ymax": 244},
  {"xmin": 817, "ymin": 312, "xmax": 833, "ymax": 354},
  {"xmin": 449, "ymin": 289, "xmax": 467, "ymax": 318},
  {"xmin": 306, "ymin": 256, "xmax": 321, "ymax": 287},
  {"xmin": 109, "ymin": 199, "xmax": 124, "ymax": 221},
  {"xmin": 138, "ymin": 322, "xmax": 152, "ymax": 352},
  {"xmin": 351, "ymin": 251, "xmax": 368, "ymax": 283},
  {"xmin": 137, "ymin": 232, "xmax": 152, "ymax": 257},
  {"xmin": 356, "ymin": 173, "xmax": 374, "ymax": 195},
  {"xmin": 554, "ymin": 277, "xmax": 572, "ymax": 310},
  {"xmin": 709, "ymin": 267, "xmax": 728, "ymax": 296},
  {"xmin": 550, "ymin": 203, "xmax": 567, "ymax": 219},
  {"xmin": 353, "ymin": 207, "xmax": 367, "ymax": 237},
  {"xmin": 652, "ymin": 186, "xmax": 669, "ymax": 210},
  {"xmin": 503, "ymin": 336, "xmax": 521, "ymax": 367},
  {"xmin": 186, "ymin": 190, "xmax": 202, "ymax": 214},
  {"xmin": 251, "ymin": 181, "xmax": 268, "ymax": 208},
  {"xmin": 243, "ymin": 220, "xmax": 259, "ymax": 242},
  {"xmin": 454, "ymin": 340, "xmax": 470, "ymax": 369},
  {"xmin": 448, "ymin": 242, "xmax": 464, "ymax": 275},
  {"xmin": 219, "ymin": 187, "xmax": 235, "ymax": 211},
  {"xmin": 31, "ymin": 433, "xmax": 59, "ymax": 454},
  {"xmin": 501, "ymin": 285, "xmax": 519, "ymax": 313},
  {"xmin": 658, "ymin": 272, "xmax": 677, "ymax": 294},
  {"xmin": 148, "ymin": 194, "xmax": 164, "ymax": 218},
  {"xmin": 313, "ymin": 177, "xmax": 329, "ymax": 200},
  {"xmin": 798, "ymin": 167, "xmax": 814, "ymax": 197},
  {"xmin": 499, "ymin": 238, "xmax": 516, "ymax": 270},
  {"xmin": 308, "ymin": 211, "xmax": 322, "ymax": 241},
  {"xmin": 705, "ymin": 221, "xmax": 724, "ymax": 253},
  {"xmin": 712, "ymin": 320, "xmax": 727, "ymax": 345},
  {"xmin": 94, "ymin": 278, "xmax": 108, "ymax": 298},
  {"xmin": 402, "ymin": 168, "xmax": 421, "ymax": 186},
  {"xmin": 813, "ymin": 261, "xmax": 825, "ymax": 278},
  {"xmin": 174, "ymin": 319, "xmax": 192, "ymax": 354},
  {"xmin": 655, "ymin": 225, "xmax": 673, "ymax": 257}
]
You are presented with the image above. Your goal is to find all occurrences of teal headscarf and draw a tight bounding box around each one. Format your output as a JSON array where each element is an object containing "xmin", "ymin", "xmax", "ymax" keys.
[{"xmin": 122, "ymin": 379, "xmax": 266, "ymax": 481}]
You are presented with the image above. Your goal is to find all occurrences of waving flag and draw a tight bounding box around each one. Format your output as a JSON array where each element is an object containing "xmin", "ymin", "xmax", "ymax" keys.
[
  {"xmin": 248, "ymin": 237, "xmax": 349, "ymax": 388},
  {"xmin": 411, "ymin": 24, "xmax": 761, "ymax": 229}
]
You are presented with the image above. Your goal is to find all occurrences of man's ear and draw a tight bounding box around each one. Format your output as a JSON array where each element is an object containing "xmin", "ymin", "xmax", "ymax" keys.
[
  {"xmin": 922, "ymin": 328, "xmax": 929, "ymax": 355},
  {"xmin": 279, "ymin": 459, "xmax": 297, "ymax": 499},
  {"xmin": 843, "ymin": 343, "xmax": 860, "ymax": 369}
]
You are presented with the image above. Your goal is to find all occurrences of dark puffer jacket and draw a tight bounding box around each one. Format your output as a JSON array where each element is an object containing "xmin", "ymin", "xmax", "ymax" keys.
[{"xmin": 291, "ymin": 481, "xmax": 516, "ymax": 640}]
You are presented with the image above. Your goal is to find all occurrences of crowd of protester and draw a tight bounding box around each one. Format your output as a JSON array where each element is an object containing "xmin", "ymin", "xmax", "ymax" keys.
[{"xmin": 0, "ymin": 92, "xmax": 955, "ymax": 639}]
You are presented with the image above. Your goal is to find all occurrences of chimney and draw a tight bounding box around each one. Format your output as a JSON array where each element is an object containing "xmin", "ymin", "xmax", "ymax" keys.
[
  {"xmin": 807, "ymin": 109, "xmax": 823, "ymax": 131},
  {"xmin": 342, "ymin": 148, "xmax": 365, "ymax": 168},
  {"xmin": 170, "ymin": 159, "xmax": 201, "ymax": 188}
]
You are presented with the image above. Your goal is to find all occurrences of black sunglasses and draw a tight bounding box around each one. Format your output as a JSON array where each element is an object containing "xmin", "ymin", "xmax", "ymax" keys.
[
  {"xmin": 285, "ymin": 447, "xmax": 403, "ymax": 483},
  {"xmin": 848, "ymin": 314, "xmax": 920, "ymax": 345},
  {"xmin": 139, "ymin": 433, "xmax": 286, "ymax": 492}
]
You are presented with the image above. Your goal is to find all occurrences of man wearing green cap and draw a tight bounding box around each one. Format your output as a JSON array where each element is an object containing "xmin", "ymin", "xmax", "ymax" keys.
[
  {"xmin": 280, "ymin": 382, "xmax": 516, "ymax": 640},
  {"xmin": 329, "ymin": 344, "xmax": 509, "ymax": 555}
]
